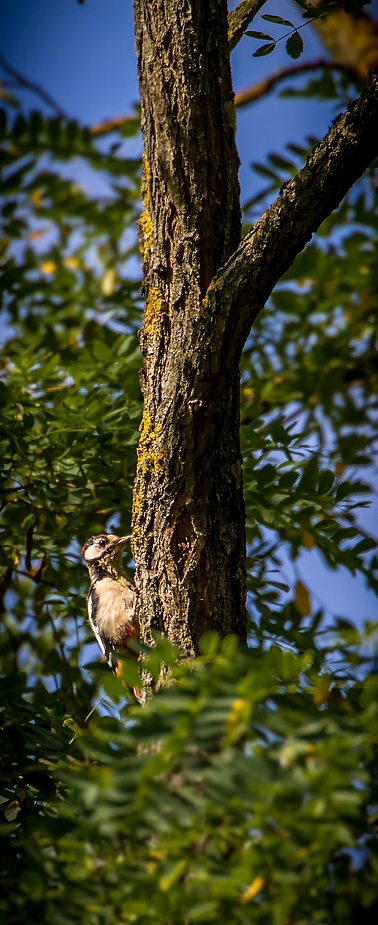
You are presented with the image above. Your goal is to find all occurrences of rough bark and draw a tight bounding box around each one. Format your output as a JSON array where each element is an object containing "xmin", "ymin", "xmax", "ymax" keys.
[
  {"xmin": 132, "ymin": 0, "xmax": 378, "ymax": 660},
  {"xmin": 132, "ymin": 0, "xmax": 247, "ymax": 656},
  {"xmin": 228, "ymin": 0, "xmax": 267, "ymax": 52}
]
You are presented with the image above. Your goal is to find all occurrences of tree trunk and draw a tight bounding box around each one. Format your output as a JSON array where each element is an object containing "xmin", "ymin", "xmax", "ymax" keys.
[
  {"xmin": 132, "ymin": 0, "xmax": 247, "ymax": 654},
  {"xmin": 132, "ymin": 0, "xmax": 378, "ymax": 659}
]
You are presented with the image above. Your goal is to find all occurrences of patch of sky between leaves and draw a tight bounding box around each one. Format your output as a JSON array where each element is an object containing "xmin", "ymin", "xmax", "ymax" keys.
[{"xmin": 244, "ymin": 398, "xmax": 378, "ymax": 630}]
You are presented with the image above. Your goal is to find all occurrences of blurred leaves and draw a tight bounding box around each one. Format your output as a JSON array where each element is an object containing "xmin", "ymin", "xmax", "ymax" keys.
[{"xmin": 2, "ymin": 632, "xmax": 378, "ymax": 924}]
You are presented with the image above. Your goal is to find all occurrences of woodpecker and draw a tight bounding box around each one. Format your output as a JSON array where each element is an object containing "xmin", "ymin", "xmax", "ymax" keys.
[{"xmin": 82, "ymin": 533, "xmax": 138, "ymax": 675}]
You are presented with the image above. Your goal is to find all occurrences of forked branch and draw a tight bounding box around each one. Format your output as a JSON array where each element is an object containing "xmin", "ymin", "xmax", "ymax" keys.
[{"xmin": 195, "ymin": 68, "xmax": 378, "ymax": 402}]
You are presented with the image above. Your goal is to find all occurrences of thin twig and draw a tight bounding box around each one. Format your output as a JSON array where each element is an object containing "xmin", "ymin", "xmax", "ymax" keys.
[
  {"xmin": 16, "ymin": 568, "xmax": 56, "ymax": 589},
  {"xmin": 235, "ymin": 59, "xmax": 358, "ymax": 108},
  {"xmin": 0, "ymin": 53, "xmax": 68, "ymax": 118},
  {"xmin": 25, "ymin": 522, "xmax": 34, "ymax": 572}
]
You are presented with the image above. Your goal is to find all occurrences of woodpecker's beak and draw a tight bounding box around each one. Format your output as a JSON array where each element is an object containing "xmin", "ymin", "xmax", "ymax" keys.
[{"xmin": 112, "ymin": 534, "xmax": 132, "ymax": 549}]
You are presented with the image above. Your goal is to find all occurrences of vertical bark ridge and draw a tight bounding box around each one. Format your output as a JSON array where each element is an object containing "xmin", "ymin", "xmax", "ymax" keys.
[{"xmin": 132, "ymin": 0, "xmax": 247, "ymax": 654}]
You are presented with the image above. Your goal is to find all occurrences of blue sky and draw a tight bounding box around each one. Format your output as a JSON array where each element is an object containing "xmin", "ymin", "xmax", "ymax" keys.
[
  {"xmin": 1, "ymin": 0, "xmax": 352, "ymax": 201},
  {"xmin": 1, "ymin": 0, "xmax": 377, "ymax": 627}
]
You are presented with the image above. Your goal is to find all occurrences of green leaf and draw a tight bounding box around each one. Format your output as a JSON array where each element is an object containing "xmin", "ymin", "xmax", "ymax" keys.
[
  {"xmin": 0, "ymin": 381, "xmax": 11, "ymax": 408},
  {"xmin": 253, "ymin": 42, "xmax": 277, "ymax": 57},
  {"xmin": 261, "ymin": 15, "xmax": 294, "ymax": 26},
  {"xmin": 353, "ymin": 537, "xmax": 377, "ymax": 555},
  {"xmin": 318, "ymin": 470, "xmax": 335, "ymax": 494},
  {"xmin": 286, "ymin": 31, "xmax": 304, "ymax": 59},
  {"xmin": 199, "ymin": 631, "xmax": 220, "ymax": 656},
  {"xmin": 256, "ymin": 464, "xmax": 276, "ymax": 486},
  {"xmin": 245, "ymin": 30, "xmax": 273, "ymax": 40}
]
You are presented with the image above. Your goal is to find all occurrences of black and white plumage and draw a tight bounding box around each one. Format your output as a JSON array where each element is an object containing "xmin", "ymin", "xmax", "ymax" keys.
[{"xmin": 82, "ymin": 533, "xmax": 138, "ymax": 674}]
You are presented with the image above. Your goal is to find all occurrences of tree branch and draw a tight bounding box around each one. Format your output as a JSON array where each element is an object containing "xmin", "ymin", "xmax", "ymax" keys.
[
  {"xmin": 234, "ymin": 58, "xmax": 359, "ymax": 109},
  {"xmin": 196, "ymin": 68, "xmax": 378, "ymax": 403},
  {"xmin": 0, "ymin": 567, "xmax": 13, "ymax": 617},
  {"xmin": 0, "ymin": 53, "xmax": 68, "ymax": 118},
  {"xmin": 228, "ymin": 0, "xmax": 268, "ymax": 52}
]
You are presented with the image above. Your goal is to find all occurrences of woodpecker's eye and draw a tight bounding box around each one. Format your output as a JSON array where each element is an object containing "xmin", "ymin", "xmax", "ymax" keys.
[{"xmin": 82, "ymin": 534, "xmax": 109, "ymax": 557}]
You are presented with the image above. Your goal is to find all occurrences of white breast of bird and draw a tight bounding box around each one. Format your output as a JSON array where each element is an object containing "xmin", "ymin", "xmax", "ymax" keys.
[{"xmin": 91, "ymin": 577, "xmax": 135, "ymax": 644}]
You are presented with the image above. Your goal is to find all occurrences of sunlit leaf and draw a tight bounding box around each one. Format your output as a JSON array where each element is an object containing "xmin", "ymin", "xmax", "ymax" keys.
[{"xmin": 294, "ymin": 580, "xmax": 311, "ymax": 616}]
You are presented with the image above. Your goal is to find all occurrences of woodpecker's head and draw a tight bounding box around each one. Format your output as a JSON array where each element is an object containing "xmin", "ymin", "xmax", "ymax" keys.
[{"xmin": 82, "ymin": 534, "xmax": 132, "ymax": 578}]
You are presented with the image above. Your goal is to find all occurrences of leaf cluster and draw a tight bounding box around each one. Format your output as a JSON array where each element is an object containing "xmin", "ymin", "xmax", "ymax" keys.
[
  {"xmin": 245, "ymin": 2, "xmax": 371, "ymax": 60},
  {"xmin": 2, "ymin": 632, "xmax": 378, "ymax": 924}
]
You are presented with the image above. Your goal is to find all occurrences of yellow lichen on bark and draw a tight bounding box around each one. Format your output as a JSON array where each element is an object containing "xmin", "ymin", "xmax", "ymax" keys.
[
  {"xmin": 137, "ymin": 411, "xmax": 165, "ymax": 477},
  {"xmin": 134, "ymin": 155, "xmax": 166, "ymax": 549},
  {"xmin": 144, "ymin": 288, "xmax": 167, "ymax": 343},
  {"xmin": 139, "ymin": 151, "xmax": 153, "ymax": 262},
  {"xmin": 131, "ymin": 492, "xmax": 147, "ymax": 549},
  {"xmin": 132, "ymin": 410, "xmax": 165, "ymax": 549},
  {"xmin": 141, "ymin": 150, "xmax": 151, "ymax": 205},
  {"xmin": 139, "ymin": 209, "xmax": 153, "ymax": 260},
  {"xmin": 201, "ymin": 277, "xmax": 218, "ymax": 312}
]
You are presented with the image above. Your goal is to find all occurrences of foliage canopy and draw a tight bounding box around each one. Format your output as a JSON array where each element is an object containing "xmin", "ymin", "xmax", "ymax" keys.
[{"xmin": 1, "ymin": 8, "xmax": 378, "ymax": 922}]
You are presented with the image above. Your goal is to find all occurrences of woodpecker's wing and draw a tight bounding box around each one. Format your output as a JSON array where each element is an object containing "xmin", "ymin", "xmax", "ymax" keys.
[{"xmin": 87, "ymin": 589, "xmax": 117, "ymax": 671}]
